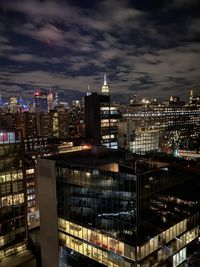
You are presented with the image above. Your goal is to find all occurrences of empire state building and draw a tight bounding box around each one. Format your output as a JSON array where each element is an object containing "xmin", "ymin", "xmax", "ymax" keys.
[{"xmin": 101, "ymin": 74, "xmax": 109, "ymax": 95}]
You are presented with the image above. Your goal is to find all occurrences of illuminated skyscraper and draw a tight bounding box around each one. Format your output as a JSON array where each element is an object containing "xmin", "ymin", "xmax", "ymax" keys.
[
  {"xmin": 189, "ymin": 89, "xmax": 194, "ymax": 103},
  {"xmin": 34, "ymin": 91, "xmax": 48, "ymax": 113},
  {"xmin": 72, "ymin": 100, "xmax": 81, "ymax": 108},
  {"xmin": 101, "ymin": 74, "xmax": 109, "ymax": 95},
  {"xmin": 9, "ymin": 96, "xmax": 18, "ymax": 113},
  {"xmin": 18, "ymin": 95, "xmax": 23, "ymax": 108},
  {"xmin": 85, "ymin": 92, "xmax": 119, "ymax": 149},
  {"xmin": 47, "ymin": 89, "xmax": 54, "ymax": 112},
  {"xmin": 54, "ymin": 92, "xmax": 59, "ymax": 108},
  {"xmin": 85, "ymin": 75, "xmax": 119, "ymax": 149}
]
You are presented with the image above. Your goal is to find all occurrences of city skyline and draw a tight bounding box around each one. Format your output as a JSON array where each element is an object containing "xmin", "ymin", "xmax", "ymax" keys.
[{"xmin": 0, "ymin": 0, "xmax": 200, "ymax": 102}]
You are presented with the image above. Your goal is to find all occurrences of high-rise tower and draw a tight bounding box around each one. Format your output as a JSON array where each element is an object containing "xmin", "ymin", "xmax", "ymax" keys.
[
  {"xmin": 54, "ymin": 92, "xmax": 59, "ymax": 108},
  {"xmin": 0, "ymin": 130, "xmax": 27, "ymax": 261},
  {"xmin": 189, "ymin": 89, "xmax": 194, "ymax": 103},
  {"xmin": 101, "ymin": 74, "xmax": 109, "ymax": 95},
  {"xmin": 34, "ymin": 91, "xmax": 48, "ymax": 113},
  {"xmin": 10, "ymin": 96, "xmax": 18, "ymax": 113},
  {"xmin": 47, "ymin": 88, "xmax": 54, "ymax": 112},
  {"xmin": 85, "ymin": 74, "xmax": 119, "ymax": 148}
]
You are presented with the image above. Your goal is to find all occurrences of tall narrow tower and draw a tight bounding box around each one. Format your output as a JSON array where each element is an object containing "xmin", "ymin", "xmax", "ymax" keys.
[
  {"xmin": 101, "ymin": 74, "xmax": 109, "ymax": 95},
  {"xmin": 47, "ymin": 88, "xmax": 54, "ymax": 112},
  {"xmin": 34, "ymin": 91, "xmax": 48, "ymax": 113},
  {"xmin": 189, "ymin": 89, "xmax": 194, "ymax": 103},
  {"xmin": 54, "ymin": 92, "xmax": 59, "ymax": 107}
]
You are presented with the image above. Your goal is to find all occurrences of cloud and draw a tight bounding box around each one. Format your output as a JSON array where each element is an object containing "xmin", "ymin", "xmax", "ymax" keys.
[
  {"xmin": 0, "ymin": 0, "xmax": 199, "ymax": 102},
  {"xmin": 5, "ymin": 0, "xmax": 144, "ymax": 32},
  {"xmin": 15, "ymin": 23, "xmax": 67, "ymax": 46},
  {"xmin": 0, "ymin": 41, "xmax": 15, "ymax": 57},
  {"xmin": 5, "ymin": 0, "xmax": 75, "ymax": 23}
]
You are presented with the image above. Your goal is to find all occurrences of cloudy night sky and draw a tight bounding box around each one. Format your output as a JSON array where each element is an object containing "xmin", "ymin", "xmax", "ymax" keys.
[{"xmin": 0, "ymin": 0, "xmax": 200, "ymax": 103}]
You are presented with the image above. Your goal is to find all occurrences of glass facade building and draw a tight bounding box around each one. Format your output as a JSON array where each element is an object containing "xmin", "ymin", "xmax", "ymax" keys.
[
  {"xmin": 0, "ymin": 130, "xmax": 27, "ymax": 261},
  {"xmin": 121, "ymin": 105, "xmax": 200, "ymax": 154},
  {"xmin": 38, "ymin": 149, "xmax": 199, "ymax": 267}
]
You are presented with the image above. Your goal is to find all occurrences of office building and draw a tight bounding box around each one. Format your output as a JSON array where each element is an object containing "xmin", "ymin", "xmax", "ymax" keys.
[
  {"xmin": 54, "ymin": 92, "xmax": 59, "ymax": 108},
  {"xmin": 50, "ymin": 110, "xmax": 69, "ymax": 139},
  {"xmin": 34, "ymin": 91, "xmax": 48, "ymax": 113},
  {"xmin": 47, "ymin": 89, "xmax": 54, "ymax": 112},
  {"xmin": 85, "ymin": 92, "xmax": 119, "ymax": 149},
  {"xmin": 118, "ymin": 121, "xmax": 159, "ymax": 154},
  {"xmin": 24, "ymin": 139, "xmax": 88, "ymax": 229},
  {"xmin": 15, "ymin": 112, "xmax": 37, "ymax": 138},
  {"xmin": 189, "ymin": 89, "xmax": 194, "ymax": 103},
  {"xmin": 23, "ymin": 136, "xmax": 48, "ymax": 228},
  {"xmin": 9, "ymin": 96, "xmax": 18, "ymax": 114},
  {"xmin": 0, "ymin": 130, "xmax": 29, "ymax": 262},
  {"xmin": 85, "ymin": 75, "xmax": 119, "ymax": 149},
  {"xmin": 38, "ymin": 149, "xmax": 199, "ymax": 267},
  {"xmin": 120, "ymin": 104, "xmax": 200, "ymax": 154},
  {"xmin": 72, "ymin": 100, "xmax": 81, "ymax": 109},
  {"xmin": 0, "ymin": 114, "xmax": 14, "ymax": 130},
  {"xmin": 14, "ymin": 111, "xmax": 69, "ymax": 139}
]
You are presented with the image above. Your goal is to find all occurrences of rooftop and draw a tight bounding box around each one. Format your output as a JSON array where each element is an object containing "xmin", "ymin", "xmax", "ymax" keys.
[{"xmin": 46, "ymin": 147, "xmax": 124, "ymax": 171}]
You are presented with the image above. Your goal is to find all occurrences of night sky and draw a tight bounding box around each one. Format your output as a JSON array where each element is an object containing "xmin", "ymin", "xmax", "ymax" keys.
[{"xmin": 0, "ymin": 0, "xmax": 200, "ymax": 103}]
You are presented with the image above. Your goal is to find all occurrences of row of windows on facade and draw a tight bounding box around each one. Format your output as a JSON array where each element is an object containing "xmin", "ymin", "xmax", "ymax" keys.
[
  {"xmin": 0, "ymin": 180, "xmax": 24, "ymax": 195},
  {"xmin": 58, "ymin": 218, "xmax": 198, "ymax": 266},
  {"xmin": 28, "ymin": 200, "xmax": 36, "ymax": 207},
  {"xmin": 1, "ymin": 193, "xmax": 24, "ymax": 208}
]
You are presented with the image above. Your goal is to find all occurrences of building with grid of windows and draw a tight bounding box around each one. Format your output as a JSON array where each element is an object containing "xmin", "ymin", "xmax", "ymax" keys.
[
  {"xmin": 119, "ymin": 104, "xmax": 200, "ymax": 154},
  {"xmin": 118, "ymin": 121, "xmax": 159, "ymax": 155},
  {"xmin": 14, "ymin": 111, "xmax": 69, "ymax": 139},
  {"xmin": 0, "ymin": 130, "xmax": 36, "ymax": 265},
  {"xmin": 38, "ymin": 149, "xmax": 199, "ymax": 267},
  {"xmin": 85, "ymin": 75, "xmax": 120, "ymax": 149},
  {"xmin": 85, "ymin": 92, "xmax": 119, "ymax": 149}
]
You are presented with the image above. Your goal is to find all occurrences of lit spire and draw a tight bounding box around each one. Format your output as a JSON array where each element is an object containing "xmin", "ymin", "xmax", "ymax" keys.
[
  {"xmin": 87, "ymin": 85, "xmax": 91, "ymax": 96},
  {"xmin": 101, "ymin": 73, "xmax": 109, "ymax": 95},
  {"xmin": 189, "ymin": 89, "xmax": 194, "ymax": 103},
  {"xmin": 104, "ymin": 73, "xmax": 107, "ymax": 85}
]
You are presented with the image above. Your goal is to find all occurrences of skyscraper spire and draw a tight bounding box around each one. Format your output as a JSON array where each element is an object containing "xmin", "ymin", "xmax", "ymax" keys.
[
  {"xmin": 101, "ymin": 73, "xmax": 109, "ymax": 95},
  {"xmin": 86, "ymin": 85, "xmax": 91, "ymax": 96},
  {"xmin": 104, "ymin": 73, "xmax": 107, "ymax": 85},
  {"xmin": 189, "ymin": 89, "xmax": 194, "ymax": 103}
]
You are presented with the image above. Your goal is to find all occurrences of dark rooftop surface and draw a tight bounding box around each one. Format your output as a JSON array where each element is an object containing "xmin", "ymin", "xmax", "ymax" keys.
[{"xmin": 45, "ymin": 148, "xmax": 125, "ymax": 170}]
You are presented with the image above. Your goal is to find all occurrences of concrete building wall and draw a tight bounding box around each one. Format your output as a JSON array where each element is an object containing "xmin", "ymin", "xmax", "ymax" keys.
[{"xmin": 37, "ymin": 158, "xmax": 59, "ymax": 267}]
